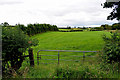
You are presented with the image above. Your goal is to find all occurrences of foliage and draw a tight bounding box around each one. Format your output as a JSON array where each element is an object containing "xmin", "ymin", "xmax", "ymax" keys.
[
  {"xmin": 67, "ymin": 26, "xmax": 71, "ymax": 29},
  {"xmin": 1, "ymin": 22, "xmax": 59, "ymax": 36},
  {"xmin": 112, "ymin": 23, "xmax": 120, "ymax": 30},
  {"xmin": 98, "ymin": 51, "xmax": 120, "ymax": 78},
  {"xmin": 16, "ymin": 24, "xmax": 27, "ymax": 34},
  {"xmin": 97, "ymin": 23, "xmax": 120, "ymax": 30},
  {"xmin": 22, "ymin": 62, "xmax": 119, "ymax": 78},
  {"xmin": 100, "ymin": 24, "xmax": 111, "ymax": 30},
  {"xmin": 93, "ymin": 27, "xmax": 103, "ymax": 31},
  {"xmin": 2, "ymin": 27, "xmax": 38, "ymax": 75},
  {"xmin": 1, "ymin": 22, "xmax": 9, "ymax": 27},
  {"xmin": 59, "ymin": 27, "xmax": 71, "ymax": 29},
  {"xmin": 102, "ymin": 31, "xmax": 120, "ymax": 63},
  {"xmin": 53, "ymin": 66, "xmax": 106, "ymax": 78},
  {"xmin": 103, "ymin": 1, "xmax": 120, "ymax": 21},
  {"xmin": 17, "ymin": 23, "xmax": 58, "ymax": 36}
]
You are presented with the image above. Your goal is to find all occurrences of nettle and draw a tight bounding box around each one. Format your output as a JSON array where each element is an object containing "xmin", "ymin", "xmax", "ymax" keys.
[{"xmin": 102, "ymin": 31, "xmax": 120, "ymax": 63}]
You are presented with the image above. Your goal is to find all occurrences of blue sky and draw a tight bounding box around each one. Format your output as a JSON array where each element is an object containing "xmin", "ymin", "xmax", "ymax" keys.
[{"xmin": 0, "ymin": 0, "xmax": 118, "ymax": 27}]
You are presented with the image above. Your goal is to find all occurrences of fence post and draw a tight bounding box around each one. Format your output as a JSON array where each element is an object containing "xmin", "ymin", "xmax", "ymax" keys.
[
  {"xmin": 28, "ymin": 48, "xmax": 34, "ymax": 66},
  {"xmin": 37, "ymin": 52, "xmax": 39, "ymax": 65},
  {"xmin": 83, "ymin": 52, "xmax": 85, "ymax": 63},
  {"xmin": 58, "ymin": 51, "xmax": 59, "ymax": 64}
]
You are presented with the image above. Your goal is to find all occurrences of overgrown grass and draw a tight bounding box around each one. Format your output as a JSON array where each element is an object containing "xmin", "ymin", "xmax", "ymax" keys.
[{"xmin": 21, "ymin": 56, "xmax": 120, "ymax": 78}]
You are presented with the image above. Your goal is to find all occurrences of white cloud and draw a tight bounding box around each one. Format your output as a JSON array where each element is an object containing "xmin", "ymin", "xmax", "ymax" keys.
[
  {"xmin": 0, "ymin": 0, "xmax": 118, "ymax": 27},
  {"xmin": 0, "ymin": 0, "xmax": 23, "ymax": 5}
]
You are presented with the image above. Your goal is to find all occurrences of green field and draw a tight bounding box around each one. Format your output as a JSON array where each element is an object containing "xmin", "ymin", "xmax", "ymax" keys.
[
  {"xmin": 20, "ymin": 31, "xmax": 119, "ymax": 78},
  {"xmin": 27, "ymin": 31, "xmax": 109, "ymax": 64},
  {"xmin": 32, "ymin": 31, "xmax": 109, "ymax": 50}
]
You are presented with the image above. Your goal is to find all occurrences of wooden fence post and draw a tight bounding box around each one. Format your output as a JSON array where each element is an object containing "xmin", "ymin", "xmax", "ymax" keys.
[
  {"xmin": 28, "ymin": 48, "xmax": 34, "ymax": 66},
  {"xmin": 37, "ymin": 52, "xmax": 39, "ymax": 65}
]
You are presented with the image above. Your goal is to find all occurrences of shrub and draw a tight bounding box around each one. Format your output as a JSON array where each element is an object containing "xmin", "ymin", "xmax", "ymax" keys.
[
  {"xmin": 102, "ymin": 31, "xmax": 120, "ymax": 63},
  {"xmin": 2, "ymin": 27, "xmax": 38, "ymax": 75}
]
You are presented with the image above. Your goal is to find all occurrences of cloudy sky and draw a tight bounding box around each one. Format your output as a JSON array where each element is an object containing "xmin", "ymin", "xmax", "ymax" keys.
[{"xmin": 0, "ymin": 0, "xmax": 118, "ymax": 27}]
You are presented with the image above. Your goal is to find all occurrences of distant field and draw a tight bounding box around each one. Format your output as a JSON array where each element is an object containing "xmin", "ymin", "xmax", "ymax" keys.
[
  {"xmin": 59, "ymin": 28, "xmax": 83, "ymax": 31},
  {"xmin": 59, "ymin": 29, "xmax": 71, "ymax": 31}
]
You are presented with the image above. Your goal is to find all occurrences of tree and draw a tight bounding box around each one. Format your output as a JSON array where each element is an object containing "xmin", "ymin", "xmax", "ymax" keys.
[
  {"xmin": 112, "ymin": 23, "xmax": 120, "ymax": 30},
  {"xmin": 83, "ymin": 26, "xmax": 86, "ymax": 29},
  {"xmin": 94, "ymin": 27, "xmax": 103, "ymax": 31},
  {"xmin": 1, "ymin": 22, "xmax": 9, "ymax": 27},
  {"xmin": 2, "ymin": 27, "xmax": 38, "ymax": 72},
  {"xmin": 103, "ymin": 1, "xmax": 120, "ymax": 21},
  {"xmin": 67, "ymin": 26, "xmax": 71, "ymax": 29},
  {"xmin": 16, "ymin": 24, "xmax": 27, "ymax": 33}
]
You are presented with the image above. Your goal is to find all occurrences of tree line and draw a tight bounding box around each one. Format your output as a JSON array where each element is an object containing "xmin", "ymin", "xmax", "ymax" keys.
[
  {"xmin": 1, "ymin": 22, "xmax": 58, "ymax": 36},
  {"xmin": 93, "ymin": 23, "xmax": 120, "ymax": 31}
]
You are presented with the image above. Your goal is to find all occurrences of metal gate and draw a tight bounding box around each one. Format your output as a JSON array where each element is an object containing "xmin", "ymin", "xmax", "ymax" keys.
[{"xmin": 37, "ymin": 50, "xmax": 98, "ymax": 64}]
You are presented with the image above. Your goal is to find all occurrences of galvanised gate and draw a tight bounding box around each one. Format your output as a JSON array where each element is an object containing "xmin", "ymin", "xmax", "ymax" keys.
[{"xmin": 37, "ymin": 50, "xmax": 98, "ymax": 65}]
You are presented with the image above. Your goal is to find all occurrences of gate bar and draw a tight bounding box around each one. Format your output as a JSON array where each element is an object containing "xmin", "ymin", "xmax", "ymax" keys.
[{"xmin": 37, "ymin": 50, "xmax": 98, "ymax": 65}]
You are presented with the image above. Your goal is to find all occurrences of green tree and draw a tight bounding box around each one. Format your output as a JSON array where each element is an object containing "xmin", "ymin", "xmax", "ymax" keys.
[
  {"xmin": 2, "ymin": 27, "xmax": 38, "ymax": 72},
  {"xmin": 103, "ymin": 1, "xmax": 120, "ymax": 21},
  {"xmin": 16, "ymin": 24, "xmax": 27, "ymax": 33},
  {"xmin": 112, "ymin": 23, "xmax": 120, "ymax": 30},
  {"xmin": 1, "ymin": 22, "xmax": 9, "ymax": 27}
]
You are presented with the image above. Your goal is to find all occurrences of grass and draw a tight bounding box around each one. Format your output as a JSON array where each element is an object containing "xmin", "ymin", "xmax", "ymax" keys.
[
  {"xmin": 28, "ymin": 31, "xmax": 109, "ymax": 64},
  {"xmin": 32, "ymin": 31, "xmax": 109, "ymax": 50},
  {"xmin": 19, "ymin": 31, "xmax": 120, "ymax": 78}
]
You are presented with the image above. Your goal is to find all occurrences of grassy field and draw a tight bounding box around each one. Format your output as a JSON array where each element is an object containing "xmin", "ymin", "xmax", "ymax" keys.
[
  {"xmin": 32, "ymin": 31, "xmax": 109, "ymax": 50},
  {"xmin": 19, "ymin": 31, "xmax": 120, "ymax": 78},
  {"xmin": 27, "ymin": 31, "xmax": 109, "ymax": 64}
]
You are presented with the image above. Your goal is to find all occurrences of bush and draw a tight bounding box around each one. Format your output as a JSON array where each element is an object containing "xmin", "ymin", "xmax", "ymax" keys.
[
  {"xmin": 2, "ymin": 27, "xmax": 38, "ymax": 75},
  {"xmin": 102, "ymin": 31, "xmax": 120, "ymax": 63}
]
